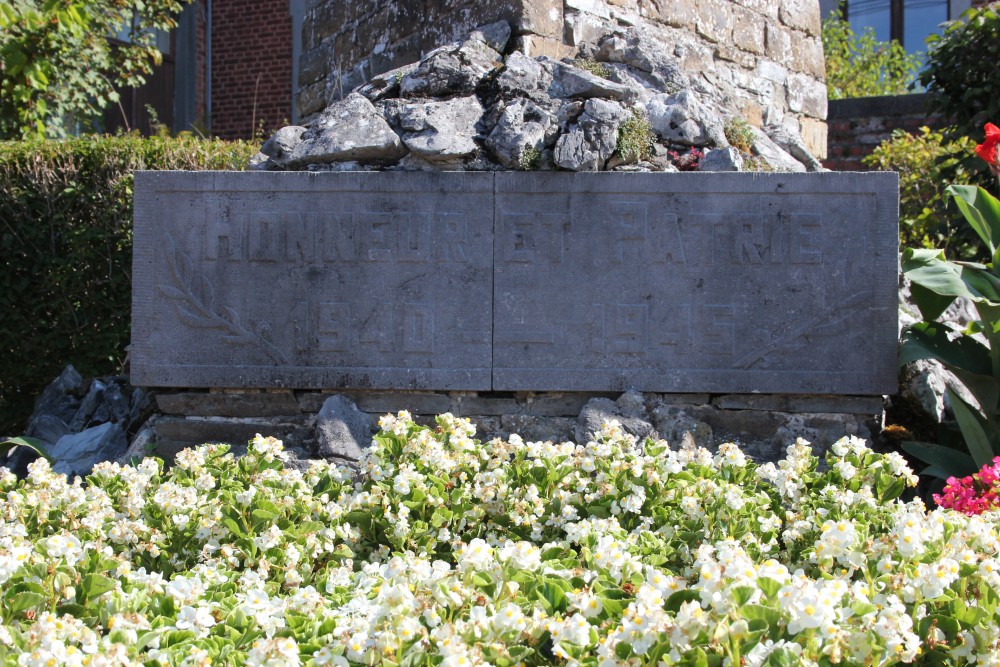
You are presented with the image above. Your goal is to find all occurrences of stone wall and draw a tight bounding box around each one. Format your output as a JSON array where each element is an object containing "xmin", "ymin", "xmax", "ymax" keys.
[
  {"xmin": 297, "ymin": 0, "xmax": 828, "ymax": 158},
  {"xmin": 151, "ymin": 388, "xmax": 883, "ymax": 465}
]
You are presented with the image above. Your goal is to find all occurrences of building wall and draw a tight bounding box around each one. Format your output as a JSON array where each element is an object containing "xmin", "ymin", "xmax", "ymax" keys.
[
  {"xmin": 210, "ymin": 0, "xmax": 294, "ymax": 139},
  {"xmin": 297, "ymin": 0, "xmax": 829, "ymax": 158}
]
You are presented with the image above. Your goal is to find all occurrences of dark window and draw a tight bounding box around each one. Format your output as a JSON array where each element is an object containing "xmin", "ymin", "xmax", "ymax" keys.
[{"xmin": 822, "ymin": 0, "xmax": 952, "ymax": 53}]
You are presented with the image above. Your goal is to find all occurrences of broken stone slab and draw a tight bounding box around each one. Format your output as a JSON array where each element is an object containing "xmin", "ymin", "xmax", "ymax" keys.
[
  {"xmin": 396, "ymin": 96, "xmax": 484, "ymax": 161},
  {"xmin": 486, "ymin": 98, "xmax": 553, "ymax": 168},
  {"xmin": 400, "ymin": 38, "xmax": 502, "ymax": 98},
  {"xmin": 543, "ymin": 57, "xmax": 638, "ymax": 102},
  {"xmin": 645, "ymin": 90, "xmax": 726, "ymax": 147},
  {"xmin": 27, "ymin": 365, "xmax": 83, "ymax": 432},
  {"xmin": 288, "ymin": 93, "xmax": 407, "ymax": 165},
  {"xmin": 554, "ymin": 98, "xmax": 629, "ymax": 171},
  {"xmin": 699, "ymin": 146, "xmax": 744, "ymax": 172},
  {"xmin": 496, "ymin": 51, "xmax": 554, "ymax": 102},
  {"xmin": 50, "ymin": 422, "xmax": 128, "ymax": 479},
  {"xmin": 315, "ymin": 395, "xmax": 373, "ymax": 460}
]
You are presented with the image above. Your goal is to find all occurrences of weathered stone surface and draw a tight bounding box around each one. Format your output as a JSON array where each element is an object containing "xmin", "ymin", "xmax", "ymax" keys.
[
  {"xmin": 496, "ymin": 51, "xmax": 554, "ymax": 100},
  {"xmin": 289, "ymin": 94, "xmax": 406, "ymax": 165},
  {"xmin": 400, "ymin": 38, "xmax": 501, "ymax": 98},
  {"xmin": 492, "ymin": 172, "xmax": 899, "ymax": 394},
  {"xmin": 259, "ymin": 126, "xmax": 307, "ymax": 168},
  {"xmin": 315, "ymin": 395, "xmax": 373, "ymax": 460},
  {"xmin": 299, "ymin": 391, "xmax": 453, "ymax": 415},
  {"xmin": 544, "ymin": 58, "xmax": 637, "ymax": 102},
  {"xmin": 470, "ymin": 20, "xmax": 512, "ymax": 52},
  {"xmin": 28, "ymin": 415, "xmax": 72, "ymax": 445},
  {"xmin": 118, "ymin": 416, "xmax": 157, "ymax": 464},
  {"xmin": 575, "ymin": 390, "xmax": 656, "ymax": 443},
  {"xmin": 645, "ymin": 90, "xmax": 725, "ymax": 147},
  {"xmin": 487, "ymin": 99, "xmax": 553, "ymax": 168},
  {"xmin": 355, "ymin": 64, "xmax": 419, "ymax": 102},
  {"xmin": 156, "ymin": 392, "xmax": 301, "ymax": 417},
  {"xmin": 27, "ymin": 365, "xmax": 83, "ymax": 431},
  {"xmin": 595, "ymin": 28, "xmax": 690, "ymax": 93},
  {"xmin": 712, "ymin": 394, "xmax": 885, "ymax": 415},
  {"xmin": 50, "ymin": 423, "xmax": 127, "ymax": 479},
  {"xmin": 396, "ymin": 97, "xmax": 484, "ymax": 161},
  {"xmin": 764, "ymin": 123, "xmax": 825, "ymax": 172},
  {"xmin": 154, "ymin": 416, "xmax": 314, "ymax": 453},
  {"xmin": 748, "ymin": 125, "xmax": 807, "ymax": 172},
  {"xmin": 553, "ymin": 98, "xmax": 628, "ymax": 171},
  {"xmin": 699, "ymin": 146, "xmax": 744, "ymax": 171},
  {"xmin": 132, "ymin": 171, "xmax": 494, "ymax": 390}
]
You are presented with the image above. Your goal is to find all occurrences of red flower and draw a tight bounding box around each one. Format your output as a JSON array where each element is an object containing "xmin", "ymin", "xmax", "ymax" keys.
[{"xmin": 976, "ymin": 122, "xmax": 1000, "ymax": 175}]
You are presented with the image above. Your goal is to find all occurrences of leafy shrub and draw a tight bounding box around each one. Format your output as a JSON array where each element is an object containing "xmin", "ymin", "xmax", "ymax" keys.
[
  {"xmin": 821, "ymin": 12, "xmax": 921, "ymax": 100},
  {"xmin": 0, "ymin": 135, "xmax": 256, "ymax": 437},
  {"xmin": 919, "ymin": 5, "xmax": 1000, "ymax": 144},
  {"xmin": 12, "ymin": 414, "xmax": 1000, "ymax": 665},
  {"xmin": 864, "ymin": 127, "xmax": 979, "ymax": 257}
]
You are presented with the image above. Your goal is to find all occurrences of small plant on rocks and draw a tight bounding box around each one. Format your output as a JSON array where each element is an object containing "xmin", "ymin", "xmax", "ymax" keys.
[{"xmin": 614, "ymin": 110, "xmax": 655, "ymax": 163}]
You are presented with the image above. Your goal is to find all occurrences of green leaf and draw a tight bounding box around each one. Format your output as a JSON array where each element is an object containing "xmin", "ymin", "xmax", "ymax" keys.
[
  {"xmin": 8, "ymin": 592, "xmax": 46, "ymax": 616},
  {"xmin": 0, "ymin": 436, "xmax": 52, "ymax": 462},
  {"xmin": 948, "ymin": 387, "xmax": 1000, "ymax": 467},
  {"xmin": 664, "ymin": 589, "xmax": 701, "ymax": 613},
  {"xmin": 80, "ymin": 574, "xmax": 116, "ymax": 601},
  {"xmin": 901, "ymin": 440, "xmax": 979, "ymax": 479},
  {"xmin": 899, "ymin": 322, "xmax": 992, "ymax": 374},
  {"xmin": 947, "ymin": 185, "xmax": 1000, "ymax": 256}
]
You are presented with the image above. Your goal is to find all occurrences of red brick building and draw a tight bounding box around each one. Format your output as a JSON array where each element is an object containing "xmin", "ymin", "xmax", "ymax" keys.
[{"xmin": 106, "ymin": 0, "xmax": 303, "ymax": 140}]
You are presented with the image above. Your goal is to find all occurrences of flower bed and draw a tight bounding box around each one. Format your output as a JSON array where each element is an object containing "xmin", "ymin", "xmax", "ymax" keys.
[{"xmin": 1, "ymin": 413, "xmax": 999, "ymax": 666}]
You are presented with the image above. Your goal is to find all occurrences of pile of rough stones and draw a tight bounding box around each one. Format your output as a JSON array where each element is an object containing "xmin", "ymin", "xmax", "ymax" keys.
[{"xmin": 252, "ymin": 21, "xmax": 825, "ymax": 174}]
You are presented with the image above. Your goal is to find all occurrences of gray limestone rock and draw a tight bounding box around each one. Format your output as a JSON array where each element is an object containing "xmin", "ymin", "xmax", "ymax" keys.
[
  {"xmin": 50, "ymin": 422, "xmax": 128, "ymax": 479},
  {"xmin": 595, "ymin": 27, "xmax": 689, "ymax": 93},
  {"xmin": 575, "ymin": 390, "xmax": 657, "ymax": 443},
  {"xmin": 496, "ymin": 51, "xmax": 553, "ymax": 101},
  {"xmin": 397, "ymin": 96, "xmax": 484, "ymax": 161},
  {"xmin": 259, "ymin": 126, "xmax": 307, "ymax": 168},
  {"xmin": 28, "ymin": 415, "xmax": 72, "ymax": 445},
  {"xmin": 699, "ymin": 146, "xmax": 744, "ymax": 172},
  {"xmin": 316, "ymin": 395, "xmax": 373, "ymax": 461},
  {"xmin": 400, "ymin": 38, "xmax": 501, "ymax": 98},
  {"xmin": 764, "ymin": 123, "xmax": 826, "ymax": 172},
  {"xmin": 645, "ymin": 90, "xmax": 726, "ymax": 147},
  {"xmin": 747, "ymin": 125, "xmax": 807, "ymax": 173},
  {"xmin": 290, "ymin": 94, "xmax": 407, "ymax": 165},
  {"xmin": 486, "ymin": 99, "xmax": 552, "ymax": 168},
  {"xmin": 118, "ymin": 416, "xmax": 158, "ymax": 465},
  {"xmin": 544, "ymin": 58, "xmax": 637, "ymax": 103},
  {"xmin": 651, "ymin": 404, "xmax": 714, "ymax": 447},
  {"xmin": 554, "ymin": 98, "xmax": 629, "ymax": 171},
  {"xmin": 469, "ymin": 20, "xmax": 512, "ymax": 53},
  {"xmin": 354, "ymin": 63, "xmax": 418, "ymax": 102}
]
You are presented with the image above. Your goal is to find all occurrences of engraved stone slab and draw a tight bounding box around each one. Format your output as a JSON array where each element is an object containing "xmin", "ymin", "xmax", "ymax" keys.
[
  {"xmin": 132, "ymin": 171, "xmax": 494, "ymax": 389},
  {"xmin": 493, "ymin": 172, "xmax": 898, "ymax": 394}
]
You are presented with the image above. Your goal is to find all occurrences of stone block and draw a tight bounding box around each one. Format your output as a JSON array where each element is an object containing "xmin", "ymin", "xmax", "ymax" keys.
[
  {"xmin": 132, "ymin": 171, "xmax": 494, "ymax": 391},
  {"xmin": 345, "ymin": 391, "xmax": 454, "ymax": 415},
  {"xmin": 516, "ymin": 34, "xmax": 575, "ymax": 60},
  {"xmin": 731, "ymin": 6, "xmax": 766, "ymax": 55},
  {"xmin": 455, "ymin": 395, "xmax": 521, "ymax": 416},
  {"xmin": 492, "ymin": 172, "xmax": 898, "ymax": 394},
  {"xmin": 156, "ymin": 391, "xmax": 301, "ymax": 417},
  {"xmin": 524, "ymin": 393, "xmax": 609, "ymax": 416},
  {"xmin": 800, "ymin": 117, "xmax": 828, "ymax": 160},
  {"xmin": 647, "ymin": 0, "xmax": 697, "ymax": 29},
  {"xmin": 779, "ymin": 0, "xmax": 821, "ymax": 37},
  {"xmin": 518, "ymin": 0, "xmax": 563, "ymax": 36},
  {"xmin": 711, "ymin": 394, "xmax": 884, "ymax": 414}
]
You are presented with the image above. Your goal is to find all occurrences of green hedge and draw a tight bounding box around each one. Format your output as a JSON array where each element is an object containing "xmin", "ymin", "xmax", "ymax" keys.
[{"xmin": 0, "ymin": 135, "xmax": 257, "ymax": 436}]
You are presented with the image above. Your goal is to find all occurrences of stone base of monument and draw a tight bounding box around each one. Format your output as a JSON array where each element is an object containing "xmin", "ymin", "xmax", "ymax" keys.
[{"xmin": 149, "ymin": 389, "xmax": 884, "ymax": 465}]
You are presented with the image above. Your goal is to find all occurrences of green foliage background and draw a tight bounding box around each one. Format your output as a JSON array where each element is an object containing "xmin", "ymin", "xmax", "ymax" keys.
[
  {"xmin": 0, "ymin": 135, "xmax": 256, "ymax": 437},
  {"xmin": 821, "ymin": 12, "xmax": 921, "ymax": 101},
  {"xmin": 919, "ymin": 5, "xmax": 1000, "ymax": 144}
]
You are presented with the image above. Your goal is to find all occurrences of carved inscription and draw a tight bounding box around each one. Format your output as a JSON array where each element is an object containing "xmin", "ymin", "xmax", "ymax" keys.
[{"xmin": 133, "ymin": 171, "xmax": 898, "ymax": 394}]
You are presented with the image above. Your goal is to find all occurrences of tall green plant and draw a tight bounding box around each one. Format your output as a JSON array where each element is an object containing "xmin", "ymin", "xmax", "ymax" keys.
[
  {"xmin": 821, "ymin": 12, "xmax": 921, "ymax": 100},
  {"xmin": 901, "ymin": 181, "xmax": 1000, "ymax": 479}
]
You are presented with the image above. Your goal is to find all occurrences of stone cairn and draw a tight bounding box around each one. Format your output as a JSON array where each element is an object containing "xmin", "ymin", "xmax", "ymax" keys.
[{"xmin": 253, "ymin": 21, "xmax": 825, "ymax": 175}]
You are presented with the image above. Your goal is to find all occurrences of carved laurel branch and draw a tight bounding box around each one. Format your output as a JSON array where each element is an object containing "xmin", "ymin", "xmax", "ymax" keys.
[
  {"xmin": 733, "ymin": 290, "xmax": 871, "ymax": 370},
  {"xmin": 157, "ymin": 233, "xmax": 289, "ymax": 365}
]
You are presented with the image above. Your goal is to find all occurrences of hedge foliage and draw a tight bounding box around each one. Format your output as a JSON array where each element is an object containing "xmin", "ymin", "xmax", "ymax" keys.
[{"xmin": 0, "ymin": 134, "xmax": 257, "ymax": 436}]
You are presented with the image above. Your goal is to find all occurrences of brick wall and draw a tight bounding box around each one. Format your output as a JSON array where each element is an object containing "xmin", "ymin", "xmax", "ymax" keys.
[
  {"xmin": 823, "ymin": 93, "xmax": 949, "ymax": 171},
  {"xmin": 210, "ymin": 0, "xmax": 293, "ymax": 139}
]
